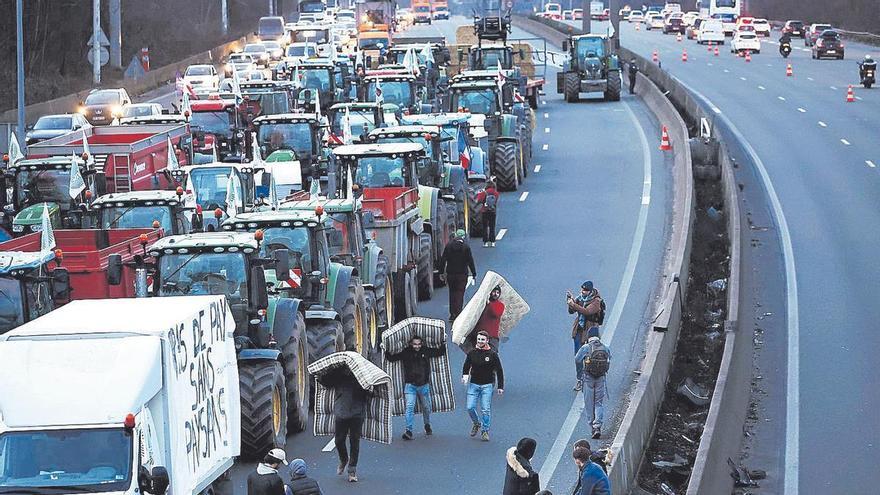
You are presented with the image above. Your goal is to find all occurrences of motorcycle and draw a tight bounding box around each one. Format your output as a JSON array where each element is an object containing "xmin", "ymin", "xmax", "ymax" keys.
[
  {"xmin": 859, "ymin": 62, "xmax": 876, "ymax": 89},
  {"xmin": 780, "ymin": 42, "xmax": 792, "ymax": 58}
]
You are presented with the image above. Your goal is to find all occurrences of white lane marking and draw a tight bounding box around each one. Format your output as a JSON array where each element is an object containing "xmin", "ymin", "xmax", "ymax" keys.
[
  {"xmin": 541, "ymin": 100, "xmax": 547, "ymax": 105},
  {"xmin": 667, "ymin": 79, "xmax": 801, "ymax": 494},
  {"xmin": 519, "ymin": 191, "xmax": 529, "ymax": 202},
  {"xmin": 830, "ymin": 85, "xmax": 838, "ymax": 90},
  {"xmin": 758, "ymin": 85, "xmax": 766, "ymax": 90},
  {"xmin": 723, "ymin": 69, "xmax": 730, "ymax": 73},
  {"xmin": 538, "ymin": 99, "xmax": 653, "ymax": 488},
  {"xmin": 841, "ymin": 139, "xmax": 851, "ymax": 145},
  {"xmin": 322, "ymin": 439, "xmax": 336, "ymax": 452},
  {"xmin": 740, "ymin": 76, "xmax": 747, "ymax": 81},
  {"xmin": 766, "ymin": 64, "xmax": 773, "ymax": 68},
  {"xmin": 534, "ymin": 165, "xmax": 542, "ymax": 173},
  {"xmin": 496, "ymin": 228, "xmax": 507, "ymax": 240},
  {"xmin": 778, "ymin": 96, "xmax": 786, "ymax": 101},
  {"xmin": 867, "ymin": 160, "xmax": 876, "ymax": 168},
  {"xmin": 542, "ymin": 144, "xmax": 549, "ymax": 150},
  {"xmin": 707, "ymin": 62, "xmax": 713, "ymax": 66},
  {"xmin": 544, "ymin": 112, "xmax": 550, "ymax": 118},
  {"xmin": 545, "ymin": 127, "xmax": 551, "ymax": 133},
  {"xmin": 797, "ymin": 108, "xmax": 806, "ymax": 113},
  {"xmin": 856, "ymin": 96, "xmax": 863, "ymax": 101},
  {"xmin": 808, "ymin": 77, "xmax": 814, "ymax": 81},
  {"xmin": 818, "ymin": 121, "xmax": 827, "ymax": 127}
]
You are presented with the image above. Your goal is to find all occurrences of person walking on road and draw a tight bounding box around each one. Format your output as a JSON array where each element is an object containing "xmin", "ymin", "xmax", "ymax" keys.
[
  {"xmin": 384, "ymin": 335, "xmax": 447, "ymax": 439},
  {"xmin": 572, "ymin": 445, "xmax": 611, "ymax": 495},
  {"xmin": 247, "ymin": 448, "xmax": 288, "ymax": 495},
  {"xmin": 567, "ymin": 281, "xmax": 605, "ymax": 391},
  {"xmin": 476, "ymin": 180, "xmax": 500, "ymax": 247},
  {"xmin": 462, "ymin": 330, "xmax": 505, "ymax": 441},
  {"xmin": 503, "ymin": 437, "xmax": 541, "ymax": 495},
  {"xmin": 317, "ymin": 367, "xmax": 368, "ymax": 482},
  {"xmin": 286, "ymin": 459, "xmax": 323, "ymax": 495},
  {"xmin": 473, "ymin": 285, "xmax": 505, "ymax": 351},
  {"xmin": 575, "ymin": 327, "xmax": 611, "ymax": 439},
  {"xmin": 439, "ymin": 229, "xmax": 477, "ymax": 321},
  {"xmin": 627, "ymin": 58, "xmax": 638, "ymax": 94}
]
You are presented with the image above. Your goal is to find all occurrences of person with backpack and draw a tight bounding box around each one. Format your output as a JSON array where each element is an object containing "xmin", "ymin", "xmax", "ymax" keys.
[
  {"xmin": 475, "ymin": 180, "xmax": 500, "ymax": 247},
  {"xmin": 572, "ymin": 445, "xmax": 611, "ymax": 495},
  {"xmin": 575, "ymin": 327, "xmax": 611, "ymax": 439},
  {"xmin": 567, "ymin": 281, "xmax": 605, "ymax": 391}
]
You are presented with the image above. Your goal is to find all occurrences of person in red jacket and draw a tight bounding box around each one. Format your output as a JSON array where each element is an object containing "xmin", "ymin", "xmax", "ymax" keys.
[
  {"xmin": 475, "ymin": 180, "xmax": 500, "ymax": 247},
  {"xmin": 474, "ymin": 285, "xmax": 505, "ymax": 350}
]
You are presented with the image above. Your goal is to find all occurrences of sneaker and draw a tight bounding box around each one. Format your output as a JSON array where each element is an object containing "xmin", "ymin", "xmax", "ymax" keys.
[
  {"xmin": 348, "ymin": 469, "xmax": 358, "ymax": 483},
  {"xmin": 337, "ymin": 461, "xmax": 347, "ymax": 475},
  {"xmin": 470, "ymin": 423, "xmax": 480, "ymax": 437},
  {"xmin": 573, "ymin": 380, "xmax": 583, "ymax": 392},
  {"xmin": 483, "ymin": 242, "xmax": 490, "ymax": 247},
  {"xmin": 481, "ymin": 431, "xmax": 490, "ymax": 442},
  {"xmin": 402, "ymin": 430, "xmax": 413, "ymax": 440},
  {"xmin": 592, "ymin": 428, "xmax": 601, "ymax": 439},
  {"xmin": 490, "ymin": 242, "xmax": 496, "ymax": 247},
  {"xmin": 425, "ymin": 424, "xmax": 433, "ymax": 436}
]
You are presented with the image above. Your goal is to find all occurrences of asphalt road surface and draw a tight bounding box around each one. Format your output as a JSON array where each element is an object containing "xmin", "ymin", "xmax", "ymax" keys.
[
  {"xmin": 574, "ymin": 18, "xmax": 880, "ymax": 494},
  {"xmin": 225, "ymin": 17, "xmax": 672, "ymax": 494}
]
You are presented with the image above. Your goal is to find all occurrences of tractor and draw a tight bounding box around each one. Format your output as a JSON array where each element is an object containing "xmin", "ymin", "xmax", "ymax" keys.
[
  {"xmin": 252, "ymin": 113, "xmax": 326, "ymax": 190},
  {"xmin": 327, "ymin": 102, "xmax": 388, "ymax": 141},
  {"xmin": 89, "ymin": 189, "xmax": 198, "ymax": 234},
  {"xmin": 168, "ymin": 162, "xmax": 262, "ymax": 231},
  {"xmin": 559, "ymin": 34, "xmax": 622, "ymax": 102}
]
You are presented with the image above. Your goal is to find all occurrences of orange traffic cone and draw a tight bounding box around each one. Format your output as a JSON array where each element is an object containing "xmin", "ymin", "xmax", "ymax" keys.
[
  {"xmin": 786, "ymin": 63, "xmax": 793, "ymax": 76},
  {"xmin": 707, "ymin": 41, "xmax": 713, "ymax": 52},
  {"xmin": 745, "ymin": 50, "xmax": 752, "ymax": 62},
  {"xmin": 636, "ymin": 23, "xmax": 641, "ymax": 31},
  {"xmin": 659, "ymin": 126, "xmax": 672, "ymax": 151},
  {"xmin": 846, "ymin": 85, "xmax": 855, "ymax": 102},
  {"xmin": 677, "ymin": 32, "xmax": 682, "ymax": 42},
  {"xmin": 652, "ymin": 50, "xmax": 658, "ymax": 63},
  {"xmin": 681, "ymin": 49, "xmax": 688, "ymax": 62},
  {"xmin": 714, "ymin": 46, "xmax": 719, "ymax": 56}
]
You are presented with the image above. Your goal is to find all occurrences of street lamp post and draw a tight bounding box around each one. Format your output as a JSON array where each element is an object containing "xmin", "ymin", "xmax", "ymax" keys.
[
  {"xmin": 16, "ymin": 0, "xmax": 25, "ymax": 144},
  {"xmin": 93, "ymin": 0, "xmax": 101, "ymax": 85}
]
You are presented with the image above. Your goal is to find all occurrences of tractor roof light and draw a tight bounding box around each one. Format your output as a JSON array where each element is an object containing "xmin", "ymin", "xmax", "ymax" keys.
[
  {"xmin": 152, "ymin": 220, "xmax": 161, "ymax": 229},
  {"xmin": 176, "ymin": 186, "xmax": 184, "ymax": 197},
  {"xmin": 54, "ymin": 249, "xmax": 64, "ymax": 266},
  {"xmin": 214, "ymin": 208, "xmax": 223, "ymax": 219},
  {"xmin": 254, "ymin": 229, "xmax": 264, "ymax": 242},
  {"xmin": 124, "ymin": 413, "xmax": 136, "ymax": 430},
  {"xmin": 315, "ymin": 205, "xmax": 324, "ymax": 218}
]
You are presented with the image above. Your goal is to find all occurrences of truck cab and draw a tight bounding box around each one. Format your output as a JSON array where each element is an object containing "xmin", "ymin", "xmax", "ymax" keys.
[{"xmin": 189, "ymin": 98, "xmax": 245, "ymax": 161}]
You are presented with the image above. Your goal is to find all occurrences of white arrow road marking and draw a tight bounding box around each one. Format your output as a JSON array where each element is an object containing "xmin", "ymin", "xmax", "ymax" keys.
[
  {"xmin": 534, "ymin": 165, "xmax": 542, "ymax": 173},
  {"xmin": 867, "ymin": 160, "xmax": 876, "ymax": 168},
  {"xmin": 542, "ymin": 144, "xmax": 549, "ymax": 150},
  {"xmin": 322, "ymin": 439, "xmax": 336, "ymax": 452},
  {"xmin": 519, "ymin": 191, "xmax": 529, "ymax": 202}
]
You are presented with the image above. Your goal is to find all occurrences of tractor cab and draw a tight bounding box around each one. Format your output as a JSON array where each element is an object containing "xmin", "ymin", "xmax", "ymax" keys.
[
  {"xmin": 288, "ymin": 61, "xmax": 340, "ymax": 112},
  {"xmin": 361, "ymin": 74, "xmax": 421, "ymax": 114},
  {"xmin": 239, "ymin": 81, "xmax": 297, "ymax": 121},
  {"xmin": 189, "ymin": 97, "xmax": 246, "ymax": 161},
  {"xmin": 559, "ymin": 34, "xmax": 621, "ymax": 102},
  {"xmin": 0, "ymin": 250, "xmax": 66, "ymax": 334},
  {"xmin": 89, "ymin": 189, "xmax": 196, "ymax": 235},
  {"xmin": 466, "ymin": 41, "xmax": 515, "ymax": 70},
  {"xmin": 448, "ymin": 80, "xmax": 502, "ymax": 115},
  {"xmin": 4, "ymin": 156, "xmax": 98, "ymax": 236},
  {"xmin": 335, "ymin": 143, "xmax": 424, "ymax": 194},
  {"xmin": 328, "ymin": 102, "xmax": 388, "ymax": 139},
  {"xmin": 253, "ymin": 113, "xmax": 325, "ymax": 182},
  {"xmin": 169, "ymin": 162, "xmax": 261, "ymax": 229},
  {"xmin": 365, "ymin": 126, "xmax": 444, "ymax": 184}
]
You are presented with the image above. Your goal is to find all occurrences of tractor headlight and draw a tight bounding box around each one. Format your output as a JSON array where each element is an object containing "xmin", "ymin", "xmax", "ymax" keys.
[{"xmin": 12, "ymin": 224, "xmax": 23, "ymax": 233}]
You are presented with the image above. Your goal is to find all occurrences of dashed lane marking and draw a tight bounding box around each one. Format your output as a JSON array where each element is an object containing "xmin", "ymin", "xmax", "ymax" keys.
[
  {"xmin": 534, "ymin": 165, "xmax": 542, "ymax": 173},
  {"xmin": 544, "ymin": 112, "xmax": 549, "ymax": 118},
  {"xmin": 496, "ymin": 228, "xmax": 507, "ymax": 240},
  {"xmin": 545, "ymin": 127, "xmax": 550, "ymax": 133},
  {"xmin": 740, "ymin": 76, "xmax": 747, "ymax": 81},
  {"xmin": 798, "ymin": 108, "xmax": 806, "ymax": 113},
  {"xmin": 723, "ymin": 69, "xmax": 730, "ymax": 73},
  {"xmin": 841, "ymin": 139, "xmax": 851, "ymax": 145},
  {"xmin": 778, "ymin": 96, "xmax": 786, "ymax": 101},
  {"xmin": 818, "ymin": 121, "xmax": 827, "ymax": 127},
  {"xmin": 758, "ymin": 85, "xmax": 766, "ymax": 90},
  {"xmin": 808, "ymin": 77, "xmax": 814, "ymax": 81},
  {"xmin": 518, "ymin": 191, "xmax": 529, "ymax": 202},
  {"xmin": 830, "ymin": 85, "xmax": 838, "ymax": 90},
  {"xmin": 542, "ymin": 144, "xmax": 549, "ymax": 150},
  {"xmin": 867, "ymin": 160, "xmax": 876, "ymax": 168}
]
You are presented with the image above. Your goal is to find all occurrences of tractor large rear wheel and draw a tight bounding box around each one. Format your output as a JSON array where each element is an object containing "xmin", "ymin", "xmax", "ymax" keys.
[
  {"xmin": 467, "ymin": 180, "xmax": 486, "ymax": 237},
  {"xmin": 393, "ymin": 270, "xmax": 415, "ymax": 322},
  {"xmin": 373, "ymin": 255, "xmax": 392, "ymax": 330},
  {"xmin": 494, "ymin": 141, "xmax": 519, "ymax": 192},
  {"xmin": 522, "ymin": 110, "xmax": 533, "ymax": 175},
  {"xmin": 307, "ymin": 319, "xmax": 344, "ymax": 362},
  {"xmin": 433, "ymin": 200, "xmax": 451, "ymax": 288},
  {"xmin": 341, "ymin": 278, "xmax": 370, "ymax": 357},
  {"xmin": 278, "ymin": 313, "xmax": 310, "ymax": 433},
  {"xmin": 239, "ymin": 360, "xmax": 287, "ymax": 458},
  {"xmin": 417, "ymin": 233, "xmax": 434, "ymax": 301},
  {"xmin": 564, "ymin": 72, "xmax": 580, "ymax": 102},
  {"xmin": 363, "ymin": 288, "xmax": 381, "ymax": 364},
  {"xmin": 605, "ymin": 70, "xmax": 621, "ymax": 101}
]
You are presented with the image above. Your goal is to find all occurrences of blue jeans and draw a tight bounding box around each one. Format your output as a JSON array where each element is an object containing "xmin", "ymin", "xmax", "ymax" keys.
[
  {"xmin": 574, "ymin": 335, "xmax": 584, "ymax": 379},
  {"xmin": 404, "ymin": 383, "xmax": 432, "ymax": 431},
  {"xmin": 467, "ymin": 382, "xmax": 494, "ymax": 432},
  {"xmin": 582, "ymin": 374, "xmax": 607, "ymax": 430}
]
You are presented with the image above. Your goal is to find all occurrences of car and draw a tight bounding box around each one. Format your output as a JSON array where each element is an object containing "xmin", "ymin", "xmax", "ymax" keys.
[
  {"xmin": 78, "ymin": 88, "xmax": 131, "ymax": 126},
  {"xmin": 645, "ymin": 9, "xmax": 660, "ymax": 18},
  {"xmin": 285, "ymin": 42, "xmax": 319, "ymax": 61},
  {"xmin": 713, "ymin": 13, "xmax": 737, "ymax": 36},
  {"xmin": 336, "ymin": 9, "xmax": 355, "ymax": 22},
  {"xmin": 543, "ymin": 3, "xmax": 563, "ymax": 20},
  {"xmin": 806, "ymin": 23, "xmax": 832, "ymax": 46},
  {"xmin": 687, "ymin": 17, "xmax": 704, "ymax": 39},
  {"xmin": 812, "ymin": 30, "xmax": 844, "ymax": 59},
  {"xmin": 753, "ymin": 18, "xmax": 771, "ymax": 37},
  {"xmin": 183, "ymin": 64, "xmax": 220, "ymax": 91},
  {"xmin": 563, "ymin": 10, "xmax": 573, "ymax": 20},
  {"xmin": 628, "ymin": 10, "xmax": 644, "ymax": 23},
  {"xmin": 25, "ymin": 114, "xmax": 91, "ymax": 145},
  {"xmin": 573, "ymin": 8, "xmax": 584, "ymax": 20},
  {"xmin": 735, "ymin": 16, "xmax": 754, "ymax": 30},
  {"xmin": 682, "ymin": 12, "xmax": 698, "ymax": 27},
  {"xmin": 782, "ymin": 20, "xmax": 806, "ymax": 38},
  {"xmin": 119, "ymin": 103, "xmax": 163, "ymax": 121},
  {"xmin": 737, "ymin": 24, "xmax": 755, "ymax": 34},
  {"xmin": 242, "ymin": 43, "xmax": 270, "ymax": 67},
  {"xmin": 663, "ymin": 16, "xmax": 685, "ymax": 34},
  {"xmin": 697, "ymin": 19, "xmax": 725, "ymax": 44},
  {"xmin": 262, "ymin": 41, "xmax": 284, "ymax": 61},
  {"xmin": 731, "ymin": 31, "xmax": 761, "ymax": 54},
  {"xmin": 647, "ymin": 14, "xmax": 665, "ymax": 30},
  {"xmin": 619, "ymin": 8, "xmax": 631, "ymax": 20},
  {"xmin": 225, "ymin": 53, "xmax": 256, "ymax": 76}
]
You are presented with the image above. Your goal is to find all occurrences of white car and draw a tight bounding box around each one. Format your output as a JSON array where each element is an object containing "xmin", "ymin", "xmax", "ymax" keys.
[
  {"xmin": 628, "ymin": 10, "xmax": 644, "ymax": 23},
  {"xmin": 697, "ymin": 20, "xmax": 725, "ymax": 44},
  {"xmin": 753, "ymin": 19, "xmax": 771, "ymax": 37},
  {"xmin": 183, "ymin": 64, "xmax": 220, "ymax": 90},
  {"xmin": 336, "ymin": 9, "xmax": 355, "ymax": 22},
  {"xmin": 682, "ymin": 12, "xmax": 698, "ymax": 26},
  {"xmin": 262, "ymin": 41, "xmax": 284, "ymax": 61},
  {"xmin": 731, "ymin": 32, "xmax": 761, "ymax": 54},
  {"xmin": 243, "ymin": 43, "xmax": 270, "ymax": 67},
  {"xmin": 285, "ymin": 42, "xmax": 319, "ymax": 62},
  {"xmin": 119, "ymin": 103, "xmax": 163, "ymax": 119},
  {"xmin": 647, "ymin": 14, "xmax": 665, "ymax": 30},
  {"xmin": 225, "ymin": 53, "xmax": 256, "ymax": 76}
]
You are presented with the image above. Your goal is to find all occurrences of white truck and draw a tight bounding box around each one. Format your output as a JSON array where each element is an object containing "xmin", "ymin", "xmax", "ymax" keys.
[{"xmin": 0, "ymin": 296, "xmax": 277, "ymax": 495}]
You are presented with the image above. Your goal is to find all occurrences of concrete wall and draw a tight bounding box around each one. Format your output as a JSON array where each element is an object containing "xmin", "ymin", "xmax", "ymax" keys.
[{"xmin": 0, "ymin": 35, "xmax": 253, "ymax": 125}]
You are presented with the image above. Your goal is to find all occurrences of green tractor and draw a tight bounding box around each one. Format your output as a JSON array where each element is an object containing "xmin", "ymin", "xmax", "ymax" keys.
[
  {"xmin": 559, "ymin": 34, "xmax": 622, "ymax": 102},
  {"xmin": 220, "ymin": 209, "xmax": 374, "ymax": 360},
  {"xmin": 147, "ymin": 231, "xmax": 319, "ymax": 454},
  {"xmin": 252, "ymin": 113, "xmax": 327, "ymax": 189},
  {"xmin": 2, "ymin": 156, "xmax": 99, "ymax": 236},
  {"xmin": 89, "ymin": 189, "xmax": 198, "ymax": 234}
]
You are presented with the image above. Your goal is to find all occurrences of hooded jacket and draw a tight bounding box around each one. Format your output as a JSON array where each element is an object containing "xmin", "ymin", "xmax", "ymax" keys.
[
  {"xmin": 439, "ymin": 238, "xmax": 477, "ymax": 277},
  {"xmin": 502, "ymin": 438, "xmax": 540, "ymax": 495},
  {"xmin": 247, "ymin": 464, "xmax": 285, "ymax": 495},
  {"xmin": 287, "ymin": 459, "xmax": 323, "ymax": 495},
  {"xmin": 569, "ymin": 289, "xmax": 603, "ymax": 339}
]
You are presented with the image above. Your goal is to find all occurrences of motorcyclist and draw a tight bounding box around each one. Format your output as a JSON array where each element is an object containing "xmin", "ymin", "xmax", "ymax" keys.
[
  {"xmin": 779, "ymin": 32, "xmax": 792, "ymax": 56},
  {"xmin": 858, "ymin": 54, "xmax": 877, "ymax": 75}
]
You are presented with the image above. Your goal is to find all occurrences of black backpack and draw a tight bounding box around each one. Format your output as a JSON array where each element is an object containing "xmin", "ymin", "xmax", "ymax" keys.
[
  {"xmin": 595, "ymin": 299, "xmax": 606, "ymax": 325},
  {"xmin": 584, "ymin": 341, "xmax": 610, "ymax": 378}
]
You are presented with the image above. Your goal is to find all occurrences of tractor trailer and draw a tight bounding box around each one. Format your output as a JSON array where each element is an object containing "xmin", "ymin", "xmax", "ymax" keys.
[{"xmin": 0, "ymin": 296, "xmax": 244, "ymax": 495}]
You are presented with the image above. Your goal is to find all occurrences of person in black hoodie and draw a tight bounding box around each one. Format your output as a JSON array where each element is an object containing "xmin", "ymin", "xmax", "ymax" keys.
[
  {"xmin": 462, "ymin": 330, "xmax": 504, "ymax": 441},
  {"xmin": 286, "ymin": 458, "xmax": 322, "ymax": 495},
  {"xmin": 503, "ymin": 437, "xmax": 540, "ymax": 495},
  {"xmin": 317, "ymin": 366, "xmax": 368, "ymax": 483},
  {"xmin": 439, "ymin": 229, "xmax": 477, "ymax": 321},
  {"xmin": 247, "ymin": 448, "xmax": 287, "ymax": 495},
  {"xmin": 385, "ymin": 335, "xmax": 447, "ymax": 440}
]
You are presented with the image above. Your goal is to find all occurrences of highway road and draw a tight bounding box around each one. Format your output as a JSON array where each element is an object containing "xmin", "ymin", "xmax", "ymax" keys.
[
  {"xmin": 570, "ymin": 18, "xmax": 880, "ymax": 494},
  {"xmin": 223, "ymin": 17, "xmax": 673, "ymax": 494}
]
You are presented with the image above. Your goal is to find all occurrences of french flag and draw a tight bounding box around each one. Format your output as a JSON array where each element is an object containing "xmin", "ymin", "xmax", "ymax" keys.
[{"xmin": 458, "ymin": 129, "xmax": 471, "ymax": 170}]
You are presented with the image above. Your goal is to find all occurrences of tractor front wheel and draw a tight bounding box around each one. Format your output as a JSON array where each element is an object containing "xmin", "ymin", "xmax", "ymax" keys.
[
  {"xmin": 307, "ymin": 319, "xmax": 344, "ymax": 363},
  {"xmin": 564, "ymin": 72, "xmax": 580, "ymax": 102},
  {"xmin": 417, "ymin": 233, "xmax": 434, "ymax": 301},
  {"xmin": 494, "ymin": 141, "xmax": 519, "ymax": 192},
  {"xmin": 605, "ymin": 70, "xmax": 622, "ymax": 101},
  {"xmin": 467, "ymin": 180, "xmax": 486, "ymax": 237},
  {"xmin": 239, "ymin": 361, "xmax": 287, "ymax": 459},
  {"xmin": 341, "ymin": 278, "xmax": 370, "ymax": 357}
]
